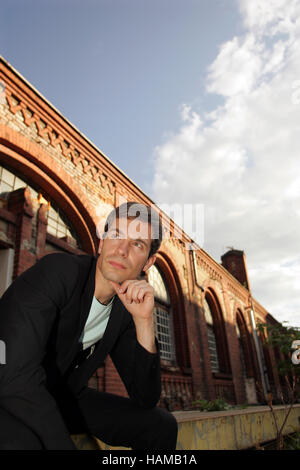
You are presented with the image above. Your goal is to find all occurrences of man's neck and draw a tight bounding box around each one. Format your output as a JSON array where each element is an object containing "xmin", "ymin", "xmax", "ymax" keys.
[{"xmin": 97, "ymin": 298, "xmax": 114, "ymax": 306}]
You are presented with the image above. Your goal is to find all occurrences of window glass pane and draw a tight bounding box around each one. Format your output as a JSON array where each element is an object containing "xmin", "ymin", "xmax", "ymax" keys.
[
  {"xmin": 148, "ymin": 265, "xmax": 175, "ymax": 362},
  {"xmin": 203, "ymin": 298, "xmax": 213, "ymax": 325},
  {"xmin": 2, "ymin": 168, "xmax": 14, "ymax": 186},
  {"xmin": 48, "ymin": 206, "xmax": 57, "ymax": 219},
  {"xmin": 57, "ymin": 215, "xmax": 66, "ymax": 226},
  {"xmin": 147, "ymin": 264, "xmax": 170, "ymax": 304},
  {"xmin": 207, "ymin": 324, "xmax": 220, "ymax": 373},
  {"xmin": 46, "ymin": 203, "xmax": 80, "ymax": 247},
  {"xmin": 47, "ymin": 225, "xmax": 57, "ymax": 236},
  {"xmin": 14, "ymin": 177, "xmax": 26, "ymax": 190},
  {"xmin": 47, "ymin": 218, "xmax": 57, "ymax": 229},
  {"xmin": 29, "ymin": 187, "xmax": 39, "ymax": 200},
  {"xmin": 154, "ymin": 305, "xmax": 176, "ymax": 362},
  {"xmin": 0, "ymin": 181, "xmax": 11, "ymax": 196},
  {"xmin": 57, "ymin": 222, "xmax": 67, "ymax": 232},
  {"xmin": 204, "ymin": 298, "xmax": 220, "ymax": 373}
]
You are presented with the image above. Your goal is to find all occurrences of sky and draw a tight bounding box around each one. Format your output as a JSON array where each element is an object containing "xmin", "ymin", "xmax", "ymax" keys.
[{"xmin": 0, "ymin": 0, "xmax": 300, "ymax": 328}]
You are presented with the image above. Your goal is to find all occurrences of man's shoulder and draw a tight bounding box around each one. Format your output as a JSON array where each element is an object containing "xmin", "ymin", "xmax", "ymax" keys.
[
  {"xmin": 1, "ymin": 252, "xmax": 97, "ymax": 307},
  {"xmin": 38, "ymin": 252, "xmax": 94, "ymax": 270},
  {"xmin": 35, "ymin": 252, "xmax": 96, "ymax": 286},
  {"xmin": 11, "ymin": 252, "xmax": 96, "ymax": 301}
]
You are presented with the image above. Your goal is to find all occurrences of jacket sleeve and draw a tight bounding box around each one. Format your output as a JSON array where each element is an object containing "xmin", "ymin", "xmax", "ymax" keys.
[
  {"xmin": 109, "ymin": 316, "xmax": 161, "ymax": 409},
  {"xmin": 0, "ymin": 254, "xmax": 78, "ymax": 450}
]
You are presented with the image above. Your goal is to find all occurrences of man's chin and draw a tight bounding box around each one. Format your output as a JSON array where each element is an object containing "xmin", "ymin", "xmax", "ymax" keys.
[{"xmin": 103, "ymin": 271, "xmax": 126, "ymax": 283}]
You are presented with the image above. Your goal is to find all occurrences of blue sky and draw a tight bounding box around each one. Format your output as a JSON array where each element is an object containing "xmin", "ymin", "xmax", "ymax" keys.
[
  {"xmin": 0, "ymin": 0, "xmax": 240, "ymax": 194},
  {"xmin": 1, "ymin": 0, "xmax": 300, "ymax": 328}
]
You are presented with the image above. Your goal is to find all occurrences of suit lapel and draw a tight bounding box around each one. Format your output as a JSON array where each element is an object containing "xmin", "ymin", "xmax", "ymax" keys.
[
  {"xmin": 58, "ymin": 255, "xmax": 97, "ymax": 373},
  {"xmin": 78, "ymin": 256, "xmax": 98, "ymax": 337}
]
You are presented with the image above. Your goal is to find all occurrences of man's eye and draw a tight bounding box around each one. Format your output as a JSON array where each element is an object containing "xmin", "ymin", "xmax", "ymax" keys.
[{"xmin": 134, "ymin": 241, "xmax": 143, "ymax": 248}]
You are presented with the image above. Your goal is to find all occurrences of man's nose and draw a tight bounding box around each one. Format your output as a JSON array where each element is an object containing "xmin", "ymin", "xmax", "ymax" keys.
[{"xmin": 115, "ymin": 239, "xmax": 130, "ymax": 256}]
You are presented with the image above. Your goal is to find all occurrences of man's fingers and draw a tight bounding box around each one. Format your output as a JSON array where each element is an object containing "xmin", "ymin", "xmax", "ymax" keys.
[
  {"xmin": 109, "ymin": 279, "xmax": 154, "ymax": 305},
  {"xmin": 119, "ymin": 279, "xmax": 141, "ymax": 293},
  {"xmin": 109, "ymin": 280, "xmax": 139, "ymax": 301},
  {"xmin": 130, "ymin": 286, "xmax": 153, "ymax": 304},
  {"xmin": 125, "ymin": 283, "xmax": 138, "ymax": 303},
  {"xmin": 137, "ymin": 290, "xmax": 145, "ymax": 302}
]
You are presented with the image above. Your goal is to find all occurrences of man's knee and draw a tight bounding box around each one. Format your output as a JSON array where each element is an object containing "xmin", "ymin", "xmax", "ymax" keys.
[
  {"xmin": 133, "ymin": 406, "xmax": 178, "ymax": 450},
  {"xmin": 156, "ymin": 407, "xmax": 178, "ymax": 435},
  {"xmin": 145, "ymin": 406, "xmax": 178, "ymax": 439}
]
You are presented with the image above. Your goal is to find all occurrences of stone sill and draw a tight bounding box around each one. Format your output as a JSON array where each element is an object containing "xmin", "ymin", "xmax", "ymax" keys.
[{"xmin": 173, "ymin": 403, "xmax": 300, "ymax": 423}]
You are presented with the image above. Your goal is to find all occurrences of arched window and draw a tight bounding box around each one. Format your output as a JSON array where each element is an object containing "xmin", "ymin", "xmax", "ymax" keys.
[
  {"xmin": 0, "ymin": 164, "xmax": 81, "ymax": 248},
  {"xmin": 203, "ymin": 290, "xmax": 231, "ymax": 375},
  {"xmin": 203, "ymin": 297, "xmax": 220, "ymax": 373},
  {"xmin": 147, "ymin": 264, "xmax": 176, "ymax": 363}
]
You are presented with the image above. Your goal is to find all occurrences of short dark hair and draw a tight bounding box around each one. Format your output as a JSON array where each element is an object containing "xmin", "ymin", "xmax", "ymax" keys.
[{"xmin": 103, "ymin": 201, "xmax": 163, "ymax": 259}]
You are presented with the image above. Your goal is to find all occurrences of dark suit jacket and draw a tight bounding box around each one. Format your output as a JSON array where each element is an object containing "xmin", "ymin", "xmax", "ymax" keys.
[{"xmin": 0, "ymin": 252, "xmax": 161, "ymax": 450}]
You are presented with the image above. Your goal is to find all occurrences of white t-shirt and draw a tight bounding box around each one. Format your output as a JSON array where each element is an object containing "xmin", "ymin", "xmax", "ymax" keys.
[{"xmin": 79, "ymin": 294, "xmax": 115, "ymax": 350}]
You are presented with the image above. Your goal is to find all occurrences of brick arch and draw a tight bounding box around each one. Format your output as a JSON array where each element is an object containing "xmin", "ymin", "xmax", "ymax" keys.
[
  {"xmin": 0, "ymin": 124, "xmax": 98, "ymax": 253},
  {"xmin": 158, "ymin": 240, "xmax": 187, "ymax": 288},
  {"xmin": 151, "ymin": 250, "xmax": 191, "ymax": 369}
]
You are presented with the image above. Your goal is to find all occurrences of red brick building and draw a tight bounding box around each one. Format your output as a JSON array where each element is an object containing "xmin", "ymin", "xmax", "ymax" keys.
[{"xmin": 0, "ymin": 56, "xmax": 283, "ymax": 410}]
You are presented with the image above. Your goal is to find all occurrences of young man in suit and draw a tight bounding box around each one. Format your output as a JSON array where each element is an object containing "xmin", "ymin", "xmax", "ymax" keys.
[{"xmin": 0, "ymin": 201, "xmax": 178, "ymax": 450}]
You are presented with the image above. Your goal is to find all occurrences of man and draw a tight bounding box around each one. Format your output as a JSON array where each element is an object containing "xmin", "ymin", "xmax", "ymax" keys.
[{"xmin": 0, "ymin": 201, "xmax": 178, "ymax": 450}]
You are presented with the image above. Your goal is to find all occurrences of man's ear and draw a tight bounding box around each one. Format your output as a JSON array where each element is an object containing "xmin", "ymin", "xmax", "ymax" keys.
[{"xmin": 142, "ymin": 254, "xmax": 156, "ymax": 272}]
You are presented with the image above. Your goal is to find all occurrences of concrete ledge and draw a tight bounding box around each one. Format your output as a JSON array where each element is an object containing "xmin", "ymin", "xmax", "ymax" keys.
[
  {"xmin": 173, "ymin": 404, "xmax": 300, "ymax": 450},
  {"xmin": 70, "ymin": 404, "xmax": 300, "ymax": 450}
]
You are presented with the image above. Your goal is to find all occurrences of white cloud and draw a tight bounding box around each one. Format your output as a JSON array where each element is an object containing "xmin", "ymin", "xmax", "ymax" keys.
[
  {"xmin": 238, "ymin": 0, "xmax": 300, "ymax": 37},
  {"xmin": 207, "ymin": 34, "xmax": 263, "ymax": 96},
  {"xmin": 152, "ymin": 0, "xmax": 300, "ymax": 328}
]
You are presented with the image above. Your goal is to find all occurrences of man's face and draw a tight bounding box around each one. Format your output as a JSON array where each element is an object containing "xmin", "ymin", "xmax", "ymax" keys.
[{"xmin": 97, "ymin": 217, "xmax": 156, "ymax": 283}]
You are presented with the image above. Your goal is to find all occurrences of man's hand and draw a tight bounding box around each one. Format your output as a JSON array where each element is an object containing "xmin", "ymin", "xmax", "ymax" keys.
[
  {"xmin": 109, "ymin": 279, "xmax": 157, "ymax": 353},
  {"xmin": 109, "ymin": 279, "xmax": 154, "ymax": 320}
]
